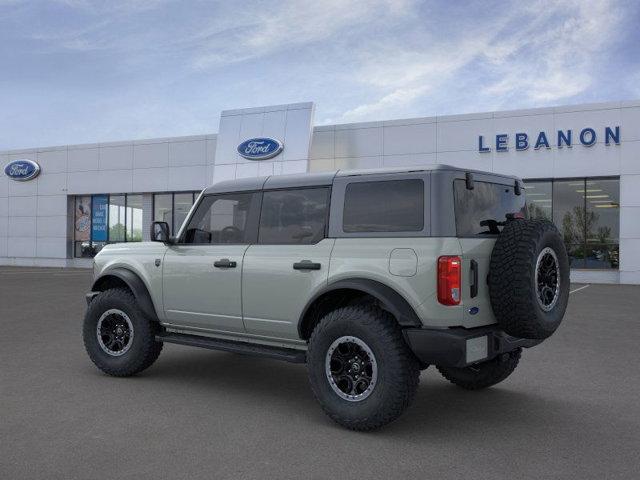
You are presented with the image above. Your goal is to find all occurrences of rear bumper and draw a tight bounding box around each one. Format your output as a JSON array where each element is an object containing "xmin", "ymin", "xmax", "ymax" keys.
[{"xmin": 403, "ymin": 325, "xmax": 542, "ymax": 368}]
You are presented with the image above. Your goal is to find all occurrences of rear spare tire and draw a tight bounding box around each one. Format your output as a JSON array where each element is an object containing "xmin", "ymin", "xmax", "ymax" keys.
[{"xmin": 488, "ymin": 219, "xmax": 569, "ymax": 339}]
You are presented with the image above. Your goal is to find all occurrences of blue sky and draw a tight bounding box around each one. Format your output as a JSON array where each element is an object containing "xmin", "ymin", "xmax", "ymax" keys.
[{"xmin": 1, "ymin": 0, "xmax": 639, "ymax": 150}]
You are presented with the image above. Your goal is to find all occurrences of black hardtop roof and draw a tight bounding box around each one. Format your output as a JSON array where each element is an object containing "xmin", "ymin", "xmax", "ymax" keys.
[{"xmin": 202, "ymin": 165, "xmax": 520, "ymax": 195}]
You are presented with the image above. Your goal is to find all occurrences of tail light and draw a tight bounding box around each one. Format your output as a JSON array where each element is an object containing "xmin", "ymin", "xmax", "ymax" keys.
[{"xmin": 438, "ymin": 256, "xmax": 461, "ymax": 305}]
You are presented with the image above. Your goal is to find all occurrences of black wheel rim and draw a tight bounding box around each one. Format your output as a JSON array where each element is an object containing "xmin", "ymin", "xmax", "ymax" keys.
[
  {"xmin": 535, "ymin": 247, "xmax": 560, "ymax": 312},
  {"xmin": 325, "ymin": 336, "xmax": 378, "ymax": 402},
  {"xmin": 96, "ymin": 309, "xmax": 134, "ymax": 356}
]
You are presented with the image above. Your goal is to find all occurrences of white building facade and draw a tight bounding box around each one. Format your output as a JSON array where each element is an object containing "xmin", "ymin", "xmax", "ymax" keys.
[{"xmin": 1, "ymin": 100, "xmax": 639, "ymax": 284}]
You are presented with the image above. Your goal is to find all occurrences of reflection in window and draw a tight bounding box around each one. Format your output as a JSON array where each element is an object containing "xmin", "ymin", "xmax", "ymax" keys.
[
  {"xmin": 126, "ymin": 194, "xmax": 143, "ymax": 242},
  {"xmin": 174, "ymin": 193, "xmax": 194, "ymax": 234},
  {"xmin": 585, "ymin": 179, "xmax": 619, "ymax": 269},
  {"xmin": 260, "ymin": 188, "xmax": 329, "ymax": 244},
  {"xmin": 109, "ymin": 195, "xmax": 126, "ymax": 242},
  {"xmin": 154, "ymin": 193, "xmax": 172, "ymax": 231},
  {"xmin": 454, "ymin": 180, "xmax": 526, "ymax": 236},
  {"xmin": 153, "ymin": 192, "xmax": 198, "ymax": 235},
  {"xmin": 526, "ymin": 178, "xmax": 620, "ymax": 270},
  {"xmin": 524, "ymin": 181, "xmax": 552, "ymax": 220},
  {"xmin": 74, "ymin": 193, "xmax": 150, "ymax": 258},
  {"xmin": 184, "ymin": 193, "xmax": 256, "ymax": 244}
]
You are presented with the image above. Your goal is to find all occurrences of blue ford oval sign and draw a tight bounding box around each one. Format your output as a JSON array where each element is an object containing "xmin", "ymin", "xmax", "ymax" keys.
[
  {"xmin": 4, "ymin": 159, "xmax": 41, "ymax": 181},
  {"xmin": 237, "ymin": 137, "xmax": 283, "ymax": 160}
]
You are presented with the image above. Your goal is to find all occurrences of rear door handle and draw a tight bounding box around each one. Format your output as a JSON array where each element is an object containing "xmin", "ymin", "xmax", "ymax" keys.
[
  {"xmin": 293, "ymin": 260, "xmax": 321, "ymax": 271},
  {"xmin": 214, "ymin": 258, "xmax": 237, "ymax": 269},
  {"xmin": 470, "ymin": 259, "xmax": 478, "ymax": 298}
]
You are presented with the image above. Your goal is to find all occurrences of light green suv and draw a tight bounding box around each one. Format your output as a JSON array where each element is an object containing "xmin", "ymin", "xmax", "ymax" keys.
[{"xmin": 83, "ymin": 165, "xmax": 569, "ymax": 430}]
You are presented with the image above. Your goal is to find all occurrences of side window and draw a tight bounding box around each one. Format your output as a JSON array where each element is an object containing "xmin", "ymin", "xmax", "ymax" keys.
[
  {"xmin": 258, "ymin": 188, "xmax": 329, "ymax": 244},
  {"xmin": 182, "ymin": 193, "xmax": 258, "ymax": 244},
  {"xmin": 343, "ymin": 179, "xmax": 424, "ymax": 232}
]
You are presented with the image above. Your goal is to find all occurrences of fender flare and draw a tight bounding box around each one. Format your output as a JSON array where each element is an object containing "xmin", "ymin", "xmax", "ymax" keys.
[
  {"xmin": 298, "ymin": 278, "xmax": 422, "ymax": 337},
  {"xmin": 91, "ymin": 268, "xmax": 159, "ymax": 321}
]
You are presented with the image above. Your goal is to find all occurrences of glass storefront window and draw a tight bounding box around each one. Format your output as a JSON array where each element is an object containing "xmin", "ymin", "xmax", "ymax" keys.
[
  {"xmin": 154, "ymin": 193, "xmax": 172, "ymax": 231},
  {"xmin": 585, "ymin": 179, "xmax": 619, "ymax": 269},
  {"xmin": 174, "ymin": 193, "xmax": 195, "ymax": 234},
  {"xmin": 109, "ymin": 195, "xmax": 126, "ymax": 243},
  {"xmin": 524, "ymin": 177, "xmax": 620, "ymax": 270},
  {"xmin": 152, "ymin": 191, "xmax": 198, "ymax": 235},
  {"xmin": 74, "ymin": 192, "xmax": 151, "ymax": 257},
  {"xmin": 525, "ymin": 181, "xmax": 552, "ymax": 221},
  {"xmin": 552, "ymin": 180, "xmax": 584, "ymax": 244},
  {"xmin": 126, "ymin": 194, "xmax": 143, "ymax": 242}
]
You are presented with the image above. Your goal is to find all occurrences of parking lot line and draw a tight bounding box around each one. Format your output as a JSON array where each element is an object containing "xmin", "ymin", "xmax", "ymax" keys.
[{"xmin": 570, "ymin": 284, "xmax": 590, "ymax": 294}]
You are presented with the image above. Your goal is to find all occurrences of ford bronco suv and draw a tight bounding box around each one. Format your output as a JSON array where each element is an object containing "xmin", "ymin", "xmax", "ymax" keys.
[{"xmin": 83, "ymin": 165, "xmax": 569, "ymax": 430}]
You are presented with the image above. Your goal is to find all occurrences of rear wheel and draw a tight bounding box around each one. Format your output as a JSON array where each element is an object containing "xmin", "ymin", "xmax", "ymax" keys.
[
  {"xmin": 83, "ymin": 288, "xmax": 163, "ymax": 376},
  {"xmin": 437, "ymin": 348, "xmax": 521, "ymax": 390},
  {"xmin": 307, "ymin": 304, "xmax": 420, "ymax": 431}
]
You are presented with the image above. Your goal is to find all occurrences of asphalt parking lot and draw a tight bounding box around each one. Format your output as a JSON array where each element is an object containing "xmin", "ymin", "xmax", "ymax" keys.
[{"xmin": 1, "ymin": 267, "xmax": 639, "ymax": 480}]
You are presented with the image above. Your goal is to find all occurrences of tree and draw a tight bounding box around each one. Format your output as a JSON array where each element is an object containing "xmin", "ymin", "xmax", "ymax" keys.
[
  {"xmin": 561, "ymin": 205, "xmax": 598, "ymax": 245},
  {"xmin": 109, "ymin": 223, "xmax": 125, "ymax": 242}
]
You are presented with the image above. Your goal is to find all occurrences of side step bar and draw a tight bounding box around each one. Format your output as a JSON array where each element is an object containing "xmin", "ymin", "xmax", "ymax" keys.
[{"xmin": 156, "ymin": 332, "xmax": 307, "ymax": 364}]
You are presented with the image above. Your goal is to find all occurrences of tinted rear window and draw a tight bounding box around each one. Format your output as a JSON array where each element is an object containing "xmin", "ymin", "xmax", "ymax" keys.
[
  {"xmin": 343, "ymin": 179, "xmax": 424, "ymax": 233},
  {"xmin": 454, "ymin": 180, "xmax": 526, "ymax": 236}
]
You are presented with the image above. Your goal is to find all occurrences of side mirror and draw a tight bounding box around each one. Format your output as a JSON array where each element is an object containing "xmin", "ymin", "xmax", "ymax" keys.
[{"xmin": 151, "ymin": 221, "xmax": 171, "ymax": 243}]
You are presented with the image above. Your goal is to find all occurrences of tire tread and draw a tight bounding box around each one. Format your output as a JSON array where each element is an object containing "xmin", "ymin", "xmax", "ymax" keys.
[
  {"xmin": 83, "ymin": 288, "xmax": 163, "ymax": 377},
  {"xmin": 307, "ymin": 304, "xmax": 419, "ymax": 431}
]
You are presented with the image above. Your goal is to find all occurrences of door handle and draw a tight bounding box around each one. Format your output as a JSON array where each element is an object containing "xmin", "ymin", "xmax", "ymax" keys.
[
  {"xmin": 470, "ymin": 259, "xmax": 478, "ymax": 298},
  {"xmin": 214, "ymin": 258, "xmax": 237, "ymax": 269},
  {"xmin": 293, "ymin": 260, "xmax": 321, "ymax": 271}
]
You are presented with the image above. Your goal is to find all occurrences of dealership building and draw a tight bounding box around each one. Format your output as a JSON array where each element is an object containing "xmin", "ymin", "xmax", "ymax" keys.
[{"xmin": 1, "ymin": 100, "xmax": 639, "ymax": 284}]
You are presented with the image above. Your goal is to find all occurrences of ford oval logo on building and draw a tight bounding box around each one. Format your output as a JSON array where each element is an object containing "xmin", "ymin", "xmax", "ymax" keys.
[
  {"xmin": 237, "ymin": 137, "xmax": 283, "ymax": 160},
  {"xmin": 4, "ymin": 159, "xmax": 41, "ymax": 181}
]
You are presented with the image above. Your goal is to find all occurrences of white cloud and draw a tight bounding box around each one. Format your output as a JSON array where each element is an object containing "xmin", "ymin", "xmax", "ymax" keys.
[
  {"xmin": 190, "ymin": 0, "xmax": 416, "ymax": 69},
  {"xmin": 334, "ymin": 0, "xmax": 625, "ymax": 122},
  {"xmin": 481, "ymin": 0, "xmax": 621, "ymax": 105},
  {"xmin": 0, "ymin": 0, "xmax": 633, "ymax": 149}
]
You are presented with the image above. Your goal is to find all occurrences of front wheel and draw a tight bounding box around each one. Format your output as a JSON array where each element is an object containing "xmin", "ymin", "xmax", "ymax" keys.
[
  {"xmin": 437, "ymin": 348, "xmax": 521, "ymax": 390},
  {"xmin": 307, "ymin": 305, "xmax": 420, "ymax": 431},
  {"xmin": 83, "ymin": 288, "xmax": 163, "ymax": 377}
]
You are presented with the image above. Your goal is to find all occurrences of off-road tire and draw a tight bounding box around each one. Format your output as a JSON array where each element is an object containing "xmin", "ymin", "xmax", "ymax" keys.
[
  {"xmin": 83, "ymin": 288, "xmax": 163, "ymax": 376},
  {"xmin": 437, "ymin": 348, "xmax": 521, "ymax": 390},
  {"xmin": 307, "ymin": 304, "xmax": 420, "ymax": 431},
  {"xmin": 489, "ymin": 219, "xmax": 569, "ymax": 339}
]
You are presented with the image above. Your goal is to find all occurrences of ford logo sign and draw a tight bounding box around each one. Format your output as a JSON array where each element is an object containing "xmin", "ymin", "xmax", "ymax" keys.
[
  {"xmin": 237, "ymin": 137, "xmax": 283, "ymax": 160},
  {"xmin": 4, "ymin": 159, "xmax": 41, "ymax": 181}
]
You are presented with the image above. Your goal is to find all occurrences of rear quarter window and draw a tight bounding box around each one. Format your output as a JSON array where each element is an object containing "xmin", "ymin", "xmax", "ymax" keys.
[
  {"xmin": 343, "ymin": 179, "xmax": 424, "ymax": 233},
  {"xmin": 454, "ymin": 179, "xmax": 526, "ymax": 236}
]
